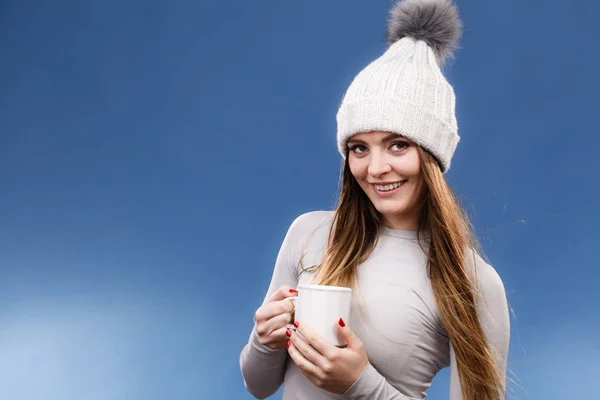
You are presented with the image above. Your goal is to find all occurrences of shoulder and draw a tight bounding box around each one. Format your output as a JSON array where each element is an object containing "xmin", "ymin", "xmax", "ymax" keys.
[
  {"xmin": 280, "ymin": 211, "xmax": 335, "ymax": 270},
  {"xmin": 465, "ymin": 250, "xmax": 510, "ymax": 325},
  {"xmin": 286, "ymin": 210, "xmax": 335, "ymax": 238},
  {"xmin": 466, "ymin": 251, "xmax": 506, "ymax": 299}
]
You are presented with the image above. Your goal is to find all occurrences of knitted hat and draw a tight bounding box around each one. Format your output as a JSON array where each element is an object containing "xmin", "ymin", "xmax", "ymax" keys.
[{"xmin": 336, "ymin": 0, "xmax": 463, "ymax": 172}]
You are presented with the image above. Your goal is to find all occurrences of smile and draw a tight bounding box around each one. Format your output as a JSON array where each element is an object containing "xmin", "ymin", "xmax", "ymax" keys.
[{"xmin": 373, "ymin": 181, "xmax": 406, "ymax": 192}]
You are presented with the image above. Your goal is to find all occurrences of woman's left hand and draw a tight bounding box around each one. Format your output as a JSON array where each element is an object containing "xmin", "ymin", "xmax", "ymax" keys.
[{"xmin": 286, "ymin": 318, "xmax": 368, "ymax": 394}]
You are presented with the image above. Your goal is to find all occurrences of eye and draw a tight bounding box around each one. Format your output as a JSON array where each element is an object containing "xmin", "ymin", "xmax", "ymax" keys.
[
  {"xmin": 348, "ymin": 144, "xmax": 368, "ymax": 154},
  {"xmin": 390, "ymin": 141, "xmax": 409, "ymax": 151}
]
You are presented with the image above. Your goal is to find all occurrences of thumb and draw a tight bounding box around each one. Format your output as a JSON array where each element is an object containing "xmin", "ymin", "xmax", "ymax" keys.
[
  {"xmin": 336, "ymin": 318, "xmax": 362, "ymax": 349},
  {"xmin": 268, "ymin": 285, "xmax": 298, "ymax": 303}
]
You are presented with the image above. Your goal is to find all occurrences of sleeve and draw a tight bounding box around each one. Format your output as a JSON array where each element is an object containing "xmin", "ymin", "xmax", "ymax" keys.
[
  {"xmin": 342, "ymin": 363, "xmax": 418, "ymax": 400},
  {"xmin": 448, "ymin": 255, "xmax": 511, "ymax": 399},
  {"xmin": 239, "ymin": 211, "xmax": 322, "ymax": 399},
  {"xmin": 343, "ymin": 254, "xmax": 510, "ymax": 400}
]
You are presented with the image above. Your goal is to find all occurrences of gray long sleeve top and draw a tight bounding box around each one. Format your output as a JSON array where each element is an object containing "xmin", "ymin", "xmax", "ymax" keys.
[{"xmin": 240, "ymin": 211, "xmax": 510, "ymax": 399}]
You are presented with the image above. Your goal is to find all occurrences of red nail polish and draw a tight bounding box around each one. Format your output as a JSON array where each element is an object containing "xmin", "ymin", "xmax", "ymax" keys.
[
  {"xmin": 338, "ymin": 318, "xmax": 345, "ymax": 327},
  {"xmin": 293, "ymin": 321, "xmax": 299, "ymax": 328},
  {"xmin": 286, "ymin": 341, "xmax": 291, "ymax": 348},
  {"xmin": 289, "ymin": 289, "xmax": 298, "ymax": 294},
  {"xmin": 286, "ymin": 329, "xmax": 292, "ymax": 337}
]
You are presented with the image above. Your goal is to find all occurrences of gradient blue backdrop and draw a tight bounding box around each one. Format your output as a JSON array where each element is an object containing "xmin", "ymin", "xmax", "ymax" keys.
[{"xmin": 1, "ymin": 0, "xmax": 598, "ymax": 399}]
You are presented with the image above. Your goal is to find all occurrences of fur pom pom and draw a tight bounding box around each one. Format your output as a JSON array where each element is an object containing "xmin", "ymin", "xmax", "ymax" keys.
[{"xmin": 386, "ymin": 0, "xmax": 463, "ymax": 65}]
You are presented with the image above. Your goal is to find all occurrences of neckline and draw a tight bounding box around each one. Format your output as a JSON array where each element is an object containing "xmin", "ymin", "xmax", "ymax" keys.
[{"xmin": 380, "ymin": 225, "xmax": 420, "ymax": 239}]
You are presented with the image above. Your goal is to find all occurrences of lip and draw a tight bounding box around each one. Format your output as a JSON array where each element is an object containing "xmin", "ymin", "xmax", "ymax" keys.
[{"xmin": 372, "ymin": 180, "xmax": 407, "ymax": 197}]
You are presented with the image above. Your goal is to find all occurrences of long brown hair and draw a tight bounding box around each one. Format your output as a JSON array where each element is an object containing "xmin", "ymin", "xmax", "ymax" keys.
[{"xmin": 303, "ymin": 146, "xmax": 505, "ymax": 400}]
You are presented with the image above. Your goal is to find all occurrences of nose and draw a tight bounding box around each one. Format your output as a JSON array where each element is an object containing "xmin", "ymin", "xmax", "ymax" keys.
[{"xmin": 367, "ymin": 152, "xmax": 392, "ymax": 177}]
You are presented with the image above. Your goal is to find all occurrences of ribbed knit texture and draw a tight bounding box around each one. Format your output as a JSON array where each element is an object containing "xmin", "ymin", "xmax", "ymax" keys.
[{"xmin": 336, "ymin": 37, "xmax": 459, "ymax": 172}]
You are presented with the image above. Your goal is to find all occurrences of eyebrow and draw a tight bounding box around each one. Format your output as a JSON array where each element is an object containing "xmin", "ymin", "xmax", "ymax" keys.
[{"xmin": 346, "ymin": 132, "xmax": 405, "ymax": 145}]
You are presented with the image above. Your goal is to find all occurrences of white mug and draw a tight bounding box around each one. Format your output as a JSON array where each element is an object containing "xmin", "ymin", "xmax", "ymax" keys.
[{"xmin": 286, "ymin": 284, "xmax": 352, "ymax": 347}]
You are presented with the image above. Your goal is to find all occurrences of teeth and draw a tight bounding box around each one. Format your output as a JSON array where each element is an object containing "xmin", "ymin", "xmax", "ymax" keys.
[{"xmin": 375, "ymin": 181, "xmax": 404, "ymax": 191}]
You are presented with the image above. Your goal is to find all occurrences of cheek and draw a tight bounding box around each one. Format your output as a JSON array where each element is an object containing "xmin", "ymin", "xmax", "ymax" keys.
[
  {"xmin": 411, "ymin": 178, "xmax": 425, "ymax": 197},
  {"xmin": 406, "ymin": 151, "xmax": 422, "ymax": 176},
  {"xmin": 348, "ymin": 159, "xmax": 365, "ymax": 179},
  {"xmin": 408, "ymin": 176, "xmax": 427, "ymax": 205}
]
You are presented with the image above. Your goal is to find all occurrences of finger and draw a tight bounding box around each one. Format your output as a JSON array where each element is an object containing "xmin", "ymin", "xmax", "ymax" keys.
[
  {"xmin": 336, "ymin": 318, "xmax": 362, "ymax": 350},
  {"xmin": 256, "ymin": 298, "xmax": 295, "ymax": 322},
  {"xmin": 268, "ymin": 285, "xmax": 299, "ymax": 303},
  {"xmin": 288, "ymin": 328, "xmax": 330, "ymax": 372},
  {"xmin": 256, "ymin": 322, "xmax": 293, "ymax": 349},
  {"xmin": 268, "ymin": 325, "xmax": 292, "ymax": 346},
  {"xmin": 265, "ymin": 311, "xmax": 293, "ymax": 336},
  {"xmin": 287, "ymin": 339, "xmax": 322, "ymax": 380},
  {"xmin": 294, "ymin": 321, "xmax": 336, "ymax": 359}
]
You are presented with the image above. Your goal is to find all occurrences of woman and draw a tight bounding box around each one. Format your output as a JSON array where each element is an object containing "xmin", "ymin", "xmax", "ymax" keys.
[{"xmin": 240, "ymin": 0, "xmax": 510, "ymax": 399}]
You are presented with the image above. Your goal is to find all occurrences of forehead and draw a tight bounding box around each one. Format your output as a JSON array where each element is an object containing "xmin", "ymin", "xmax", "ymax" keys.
[{"xmin": 347, "ymin": 131, "xmax": 408, "ymax": 143}]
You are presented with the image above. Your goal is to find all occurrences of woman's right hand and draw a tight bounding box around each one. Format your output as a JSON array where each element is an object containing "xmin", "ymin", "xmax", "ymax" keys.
[{"xmin": 255, "ymin": 285, "xmax": 298, "ymax": 350}]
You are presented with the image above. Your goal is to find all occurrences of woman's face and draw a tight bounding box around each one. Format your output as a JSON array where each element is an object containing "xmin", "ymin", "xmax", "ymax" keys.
[{"xmin": 347, "ymin": 131, "xmax": 425, "ymax": 231}]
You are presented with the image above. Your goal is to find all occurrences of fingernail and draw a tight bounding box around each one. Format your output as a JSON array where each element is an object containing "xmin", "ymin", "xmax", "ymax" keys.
[
  {"xmin": 289, "ymin": 289, "xmax": 298, "ymax": 294},
  {"xmin": 286, "ymin": 341, "xmax": 291, "ymax": 348},
  {"xmin": 286, "ymin": 329, "xmax": 292, "ymax": 337},
  {"xmin": 338, "ymin": 318, "xmax": 345, "ymax": 327},
  {"xmin": 293, "ymin": 321, "xmax": 299, "ymax": 328}
]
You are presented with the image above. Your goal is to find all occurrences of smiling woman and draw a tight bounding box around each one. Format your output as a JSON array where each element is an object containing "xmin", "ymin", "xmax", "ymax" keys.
[
  {"xmin": 346, "ymin": 132, "xmax": 424, "ymax": 231},
  {"xmin": 239, "ymin": 0, "xmax": 510, "ymax": 399}
]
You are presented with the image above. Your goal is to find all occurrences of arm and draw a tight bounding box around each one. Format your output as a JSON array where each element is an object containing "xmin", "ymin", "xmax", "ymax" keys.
[
  {"xmin": 449, "ymin": 258, "xmax": 510, "ymax": 399},
  {"xmin": 239, "ymin": 212, "xmax": 321, "ymax": 399},
  {"xmin": 343, "ymin": 257, "xmax": 510, "ymax": 400}
]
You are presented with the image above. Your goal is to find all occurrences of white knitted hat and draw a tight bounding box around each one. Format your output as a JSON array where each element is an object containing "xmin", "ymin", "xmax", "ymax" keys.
[{"xmin": 336, "ymin": 0, "xmax": 463, "ymax": 172}]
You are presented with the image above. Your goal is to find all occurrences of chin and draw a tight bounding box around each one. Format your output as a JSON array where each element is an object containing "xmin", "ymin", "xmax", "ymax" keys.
[{"xmin": 373, "ymin": 202, "xmax": 410, "ymax": 217}]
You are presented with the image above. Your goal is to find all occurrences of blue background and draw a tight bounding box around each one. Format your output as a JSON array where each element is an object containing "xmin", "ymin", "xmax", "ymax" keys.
[{"xmin": 0, "ymin": 0, "xmax": 598, "ymax": 398}]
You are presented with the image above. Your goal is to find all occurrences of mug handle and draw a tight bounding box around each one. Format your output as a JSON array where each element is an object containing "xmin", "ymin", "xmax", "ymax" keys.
[{"xmin": 285, "ymin": 296, "xmax": 297, "ymax": 330}]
